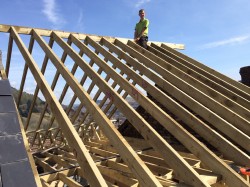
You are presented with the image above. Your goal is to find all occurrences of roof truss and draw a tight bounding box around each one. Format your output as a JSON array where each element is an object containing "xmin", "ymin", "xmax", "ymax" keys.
[{"xmin": 0, "ymin": 24, "xmax": 249, "ymax": 186}]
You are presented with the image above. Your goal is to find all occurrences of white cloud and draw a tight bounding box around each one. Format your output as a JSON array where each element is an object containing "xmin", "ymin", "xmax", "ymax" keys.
[
  {"xmin": 201, "ymin": 35, "xmax": 250, "ymax": 49},
  {"xmin": 76, "ymin": 10, "xmax": 84, "ymax": 32},
  {"xmin": 135, "ymin": 0, "xmax": 151, "ymax": 8},
  {"xmin": 42, "ymin": 0, "xmax": 66, "ymax": 28}
]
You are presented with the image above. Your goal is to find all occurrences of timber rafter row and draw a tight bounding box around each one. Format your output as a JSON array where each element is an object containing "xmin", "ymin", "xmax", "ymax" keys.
[{"xmin": 0, "ymin": 24, "xmax": 249, "ymax": 186}]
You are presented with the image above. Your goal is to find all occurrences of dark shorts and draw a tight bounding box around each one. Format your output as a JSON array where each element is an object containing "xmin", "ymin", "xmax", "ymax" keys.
[{"xmin": 137, "ymin": 36, "xmax": 148, "ymax": 49}]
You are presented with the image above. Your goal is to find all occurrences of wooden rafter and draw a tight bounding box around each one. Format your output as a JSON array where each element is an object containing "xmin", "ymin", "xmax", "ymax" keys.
[
  {"xmin": 0, "ymin": 24, "xmax": 249, "ymax": 187},
  {"xmin": 10, "ymin": 26, "xmax": 108, "ymax": 187}
]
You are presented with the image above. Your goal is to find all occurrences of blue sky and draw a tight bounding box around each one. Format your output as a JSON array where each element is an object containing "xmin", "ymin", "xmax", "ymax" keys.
[{"xmin": 0, "ymin": 0, "xmax": 250, "ymax": 100}]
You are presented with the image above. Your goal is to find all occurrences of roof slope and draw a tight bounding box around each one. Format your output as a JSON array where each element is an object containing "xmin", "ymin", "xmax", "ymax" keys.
[
  {"xmin": 0, "ymin": 60, "xmax": 40, "ymax": 186},
  {"xmin": 0, "ymin": 24, "xmax": 249, "ymax": 187}
]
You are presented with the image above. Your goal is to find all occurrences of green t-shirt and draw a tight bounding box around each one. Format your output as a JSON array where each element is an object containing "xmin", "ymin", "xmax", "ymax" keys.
[{"xmin": 135, "ymin": 18, "xmax": 149, "ymax": 37}]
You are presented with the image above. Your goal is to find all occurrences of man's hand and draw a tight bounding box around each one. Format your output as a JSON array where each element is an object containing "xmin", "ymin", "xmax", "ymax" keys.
[{"xmin": 134, "ymin": 37, "xmax": 140, "ymax": 42}]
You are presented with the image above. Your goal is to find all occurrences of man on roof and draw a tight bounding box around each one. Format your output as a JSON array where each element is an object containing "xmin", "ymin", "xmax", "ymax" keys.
[{"xmin": 134, "ymin": 9, "xmax": 149, "ymax": 49}]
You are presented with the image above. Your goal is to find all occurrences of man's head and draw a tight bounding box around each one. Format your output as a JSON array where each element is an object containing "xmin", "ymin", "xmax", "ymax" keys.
[{"xmin": 139, "ymin": 9, "xmax": 145, "ymax": 19}]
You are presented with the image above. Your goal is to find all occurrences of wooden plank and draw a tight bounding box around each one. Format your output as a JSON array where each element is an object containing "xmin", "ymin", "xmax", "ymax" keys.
[
  {"xmin": 39, "ymin": 38, "xmax": 74, "ymax": 147},
  {"xmin": 0, "ymin": 49, "xmax": 3, "ymax": 70},
  {"xmin": 154, "ymin": 177, "xmax": 180, "ymax": 187},
  {"xmin": 5, "ymin": 34, "xmax": 13, "ymax": 77},
  {"xmin": 68, "ymin": 49, "xmax": 110, "ymax": 126},
  {"xmin": 10, "ymin": 27, "xmax": 108, "ymax": 187},
  {"xmin": 68, "ymin": 35, "xmax": 209, "ymax": 187},
  {"xmin": 195, "ymin": 168, "xmax": 221, "ymax": 185},
  {"xmin": 117, "ymin": 39, "xmax": 250, "ymax": 137},
  {"xmin": 57, "ymin": 149, "xmax": 75, "ymax": 159},
  {"xmin": 21, "ymin": 38, "xmax": 35, "ymax": 131},
  {"xmin": 113, "ymin": 39, "xmax": 250, "ymax": 151},
  {"xmin": 68, "ymin": 50, "xmax": 124, "ymax": 134},
  {"xmin": 35, "ymin": 157, "xmax": 57, "ymax": 172},
  {"xmin": 104, "ymin": 160, "xmax": 132, "ymax": 175},
  {"xmin": 0, "ymin": 70, "xmax": 7, "ymax": 79},
  {"xmin": 106, "ymin": 181, "xmax": 119, "ymax": 187},
  {"xmin": 40, "ymin": 168, "xmax": 76, "ymax": 183},
  {"xmin": 120, "ymin": 41, "xmax": 250, "ymax": 157},
  {"xmin": 56, "ymin": 181, "xmax": 64, "ymax": 187},
  {"xmin": 131, "ymin": 41, "xmax": 250, "ymax": 121},
  {"xmin": 85, "ymin": 140, "xmax": 118, "ymax": 153},
  {"xmin": 87, "ymin": 146, "xmax": 117, "ymax": 158},
  {"xmin": 148, "ymin": 41, "xmax": 185, "ymax": 50},
  {"xmin": 97, "ymin": 165, "xmax": 139, "ymax": 187},
  {"xmin": 44, "ymin": 152, "xmax": 75, "ymax": 168},
  {"xmin": 146, "ymin": 44, "xmax": 250, "ymax": 110},
  {"xmin": 38, "ymin": 39, "xmax": 72, "ymax": 146},
  {"xmin": 77, "ymin": 168, "xmax": 121, "ymax": 187},
  {"xmin": 159, "ymin": 43, "xmax": 250, "ymax": 96},
  {"xmin": 17, "ymin": 36, "xmax": 34, "ymax": 106},
  {"xmin": 0, "ymin": 24, "xmax": 185, "ymax": 49},
  {"xmin": 40, "ymin": 179, "xmax": 51, "ymax": 187},
  {"xmin": 34, "ymin": 30, "xmax": 162, "ymax": 187},
  {"xmin": 89, "ymin": 37, "xmax": 248, "ymax": 186},
  {"xmin": 138, "ymin": 152, "xmax": 200, "ymax": 172},
  {"xmin": 49, "ymin": 48, "xmax": 96, "ymax": 142},
  {"xmin": 94, "ymin": 38, "xmax": 250, "ymax": 165},
  {"xmin": 29, "ymin": 38, "xmax": 54, "ymax": 145},
  {"xmin": 144, "ymin": 162, "xmax": 173, "ymax": 179},
  {"xmin": 58, "ymin": 173, "xmax": 82, "ymax": 187}
]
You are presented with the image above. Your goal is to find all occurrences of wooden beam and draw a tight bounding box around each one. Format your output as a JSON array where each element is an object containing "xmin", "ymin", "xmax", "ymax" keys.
[
  {"xmin": 10, "ymin": 27, "xmax": 108, "ymax": 187},
  {"xmin": 49, "ymin": 47, "xmax": 99, "ymax": 142},
  {"xmin": 39, "ymin": 38, "xmax": 74, "ymax": 147},
  {"xmin": 44, "ymin": 152, "xmax": 75, "ymax": 168},
  {"xmin": 89, "ymin": 37, "xmax": 248, "ymax": 186},
  {"xmin": 118, "ymin": 40, "xmax": 250, "ymax": 137},
  {"xmin": 160, "ymin": 43, "xmax": 250, "ymax": 94},
  {"xmin": 129, "ymin": 41, "xmax": 250, "ymax": 122},
  {"xmin": 148, "ymin": 43, "xmax": 250, "ymax": 109},
  {"xmin": 29, "ymin": 38, "xmax": 54, "ymax": 143},
  {"xmin": 0, "ymin": 24, "xmax": 184, "ymax": 49},
  {"xmin": 40, "ymin": 168, "xmax": 77, "ymax": 183},
  {"xmin": 87, "ymin": 146, "xmax": 117, "ymax": 158},
  {"xmin": 5, "ymin": 34, "xmax": 13, "ymax": 77},
  {"xmin": 17, "ymin": 36, "xmax": 34, "ymax": 107},
  {"xmin": 144, "ymin": 162, "xmax": 173, "ymax": 179},
  {"xmin": 103, "ymin": 160, "xmax": 132, "ymax": 175},
  {"xmin": 114, "ymin": 39, "xmax": 250, "ymax": 151},
  {"xmin": 97, "ymin": 165, "xmax": 139, "ymax": 187},
  {"xmin": 148, "ymin": 41, "xmax": 185, "ymax": 50},
  {"xmin": 35, "ymin": 157, "xmax": 57, "ymax": 172},
  {"xmin": 58, "ymin": 173, "xmax": 82, "ymax": 187},
  {"xmin": 68, "ymin": 34, "xmax": 209, "ymax": 187},
  {"xmin": 114, "ymin": 41, "xmax": 250, "ymax": 162},
  {"xmin": 95, "ymin": 37, "xmax": 250, "ymax": 166},
  {"xmin": 40, "ymin": 179, "xmax": 51, "ymax": 187},
  {"xmin": 33, "ymin": 30, "xmax": 162, "ymax": 187},
  {"xmin": 0, "ymin": 51, "xmax": 7, "ymax": 79}
]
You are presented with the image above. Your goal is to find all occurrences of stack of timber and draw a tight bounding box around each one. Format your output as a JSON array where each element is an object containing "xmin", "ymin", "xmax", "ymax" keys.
[{"xmin": 0, "ymin": 24, "xmax": 249, "ymax": 186}]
